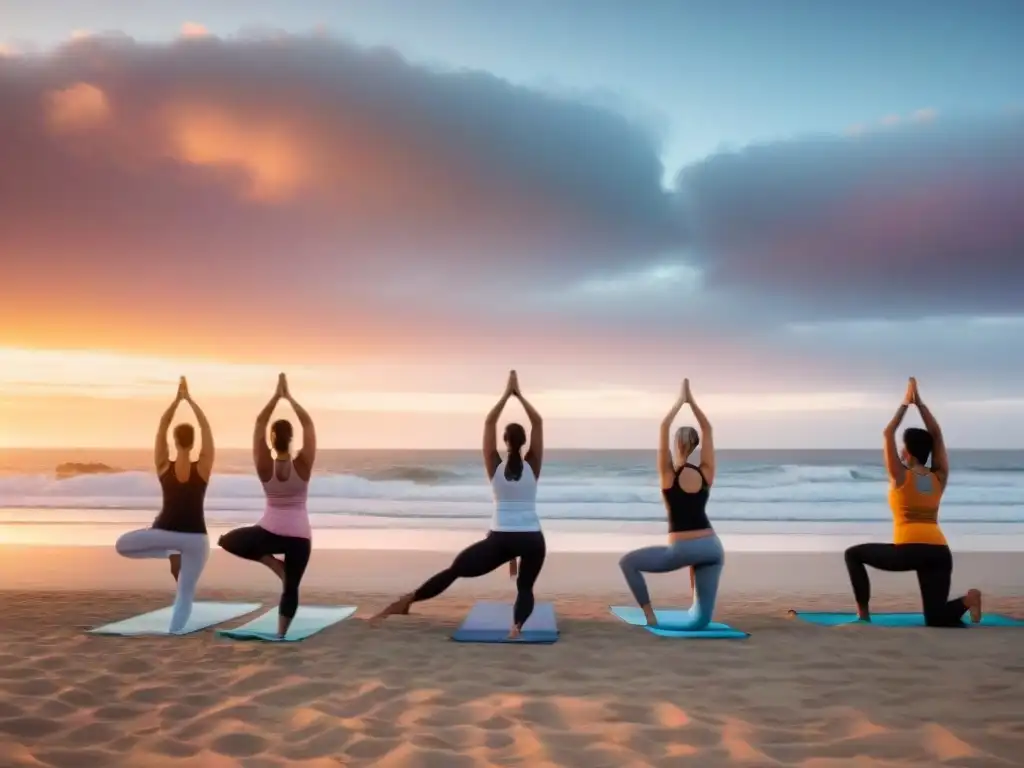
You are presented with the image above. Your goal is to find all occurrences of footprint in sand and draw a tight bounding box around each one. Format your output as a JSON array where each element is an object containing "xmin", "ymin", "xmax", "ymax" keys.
[
  {"xmin": 0, "ymin": 716, "xmax": 64, "ymax": 739},
  {"xmin": 210, "ymin": 731, "xmax": 270, "ymax": 759}
]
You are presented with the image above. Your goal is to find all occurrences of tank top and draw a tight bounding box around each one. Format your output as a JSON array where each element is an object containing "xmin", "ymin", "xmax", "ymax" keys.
[
  {"xmin": 258, "ymin": 460, "xmax": 312, "ymax": 539},
  {"xmin": 662, "ymin": 463, "xmax": 712, "ymax": 533},
  {"xmin": 490, "ymin": 461, "xmax": 541, "ymax": 532},
  {"xmin": 889, "ymin": 469, "xmax": 946, "ymax": 546},
  {"xmin": 152, "ymin": 461, "xmax": 208, "ymax": 534}
]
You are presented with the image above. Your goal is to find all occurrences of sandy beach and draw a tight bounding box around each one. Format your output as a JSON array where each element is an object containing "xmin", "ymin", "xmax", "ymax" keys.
[{"xmin": 1, "ymin": 546, "xmax": 1023, "ymax": 767}]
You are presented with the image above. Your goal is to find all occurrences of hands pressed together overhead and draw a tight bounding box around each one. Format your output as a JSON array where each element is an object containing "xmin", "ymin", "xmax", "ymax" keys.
[
  {"xmin": 275, "ymin": 372, "xmax": 293, "ymax": 402},
  {"xmin": 504, "ymin": 369, "xmax": 522, "ymax": 399},
  {"xmin": 903, "ymin": 376, "xmax": 920, "ymax": 406}
]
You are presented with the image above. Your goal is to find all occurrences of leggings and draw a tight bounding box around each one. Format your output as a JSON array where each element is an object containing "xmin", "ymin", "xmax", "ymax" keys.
[
  {"xmin": 115, "ymin": 528, "xmax": 210, "ymax": 633},
  {"xmin": 413, "ymin": 530, "xmax": 547, "ymax": 627},
  {"xmin": 218, "ymin": 526, "xmax": 311, "ymax": 619},
  {"xmin": 844, "ymin": 542, "xmax": 967, "ymax": 627},
  {"xmin": 619, "ymin": 534, "xmax": 724, "ymax": 631}
]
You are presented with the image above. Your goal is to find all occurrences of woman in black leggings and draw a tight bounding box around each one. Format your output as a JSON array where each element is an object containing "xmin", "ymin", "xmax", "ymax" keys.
[
  {"xmin": 219, "ymin": 374, "xmax": 316, "ymax": 638},
  {"xmin": 844, "ymin": 377, "xmax": 982, "ymax": 626},
  {"xmin": 371, "ymin": 370, "xmax": 546, "ymax": 639}
]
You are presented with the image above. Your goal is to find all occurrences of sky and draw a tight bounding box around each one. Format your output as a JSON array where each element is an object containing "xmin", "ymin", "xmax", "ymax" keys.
[{"xmin": 1, "ymin": 0, "xmax": 1023, "ymax": 449}]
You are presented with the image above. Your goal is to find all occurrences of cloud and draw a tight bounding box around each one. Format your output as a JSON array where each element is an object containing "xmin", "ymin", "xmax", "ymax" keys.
[
  {"xmin": 0, "ymin": 32, "xmax": 1019, "ymax": 362},
  {"xmin": 0, "ymin": 32, "xmax": 684, "ymax": 352},
  {"xmin": 675, "ymin": 115, "xmax": 1024, "ymax": 319},
  {"xmin": 179, "ymin": 22, "xmax": 210, "ymax": 39},
  {"xmin": 44, "ymin": 82, "xmax": 111, "ymax": 132}
]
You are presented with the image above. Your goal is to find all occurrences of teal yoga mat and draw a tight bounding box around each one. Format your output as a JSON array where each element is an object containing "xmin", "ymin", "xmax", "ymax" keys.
[
  {"xmin": 217, "ymin": 605, "xmax": 357, "ymax": 642},
  {"xmin": 89, "ymin": 602, "xmax": 262, "ymax": 636},
  {"xmin": 610, "ymin": 606, "xmax": 749, "ymax": 638},
  {"xmin": 790, "ymin": 610, "xmax": 1024, "ymax": 627},
  {"xmin": 452, "ymin": 601, "xmax": 559, "ymax": 643}
]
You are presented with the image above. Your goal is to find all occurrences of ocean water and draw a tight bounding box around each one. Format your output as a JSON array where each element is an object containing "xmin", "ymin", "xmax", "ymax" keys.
[{"xmin": 1, "ymin": 449, "xmax": 1022, "ymax": 547}]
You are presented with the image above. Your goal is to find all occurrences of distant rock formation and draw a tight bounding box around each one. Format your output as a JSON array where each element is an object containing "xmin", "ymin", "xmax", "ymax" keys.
[{"xmin": 55, "ymin": 462, "xmax": 121, "ymax": 480}]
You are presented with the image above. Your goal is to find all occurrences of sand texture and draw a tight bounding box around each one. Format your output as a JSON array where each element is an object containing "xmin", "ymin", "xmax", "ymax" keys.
[{"xmin": 1, "ymin": 548, "xmax": 1023, "ymax": 767}]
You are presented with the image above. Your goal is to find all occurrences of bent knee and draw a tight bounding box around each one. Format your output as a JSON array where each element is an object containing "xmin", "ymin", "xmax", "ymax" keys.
[
  {"xmin": 217, "ymin": 532, "xmax": 242, "ymax": 554},
  {"xmin": 843, "ymin": 545, "xmax": 863, "ymax": 564},
  {"xmin": 115, "ymin": 533, "xmax": 140, "ymax": 556}
]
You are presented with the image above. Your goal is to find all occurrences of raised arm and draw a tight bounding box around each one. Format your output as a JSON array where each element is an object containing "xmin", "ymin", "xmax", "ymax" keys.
[
  {"xmin": 182, "ymin": 379, "xmax": 215, "ymax": 482},
  {"xmin": 483, "ymin": 371, "xmax": 515, "ymax": 479},
  {"xmin": 515, "ymin": 379, "xmax": 544, "ymax": 478},
  {"xmin": 687, "ymin": 382, "xmax": 716, "ymax": 486},
  {"xmin": 154, "ymin": 378, "xmax": 185, "ymax": 476},
  {"xmin": 283, "ymin": 375, "xmax": 317, "ymax": 481},
  {"xmin": 659, "ymin": 380, "xmax": 688, "ymax": 490},
  {"xmin": 253, "ymin": 375, "xmax": 283, "ymax": 479},
  {"xmin": 913, "ymin": 382, "xmax": 949, "ymax": 489},
  {"xmin": 882, "ymin": 378, "xmax": 915, "ymax": 486}
]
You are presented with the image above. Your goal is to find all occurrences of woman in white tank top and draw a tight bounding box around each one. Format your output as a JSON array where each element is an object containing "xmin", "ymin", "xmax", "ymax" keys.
[{"xmin": 371, "ymin": 370, "xmax": 546, "ymax": 639}]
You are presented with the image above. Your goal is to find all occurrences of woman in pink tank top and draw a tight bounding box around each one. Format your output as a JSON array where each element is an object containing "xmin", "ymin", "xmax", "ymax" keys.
[{"xmin": 219, "ymin": 373, "xmax": 316, "ymax": 638}]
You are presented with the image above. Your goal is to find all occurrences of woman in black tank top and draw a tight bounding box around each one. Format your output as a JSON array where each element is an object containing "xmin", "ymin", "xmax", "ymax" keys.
[
  {"xmin": 114, "ymin": 377, "xmax": 216, "ymax": 633},
  {"xmin": 617, "ymin": 379, "xmax": 726, "ymax": 630}
]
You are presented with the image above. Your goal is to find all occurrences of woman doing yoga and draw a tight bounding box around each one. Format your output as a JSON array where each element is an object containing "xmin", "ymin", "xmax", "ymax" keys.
[
  {"xmin": 115, "ymin": 377, "xmax": 214, "ymax": 633},
  {"xmin": 218, "ymin": 373, "xmax": 316, "ymax": 638},
  {"xmin": 619, "ymin": 378, "xmax": 723, "ymax": 629},
  {"xmin": 844, "ymin": 377, "xmax": 982, "ymax": 626},
  {"xmin": 372, "ymin": 370, "xmax": 545, "ymax": 639}
]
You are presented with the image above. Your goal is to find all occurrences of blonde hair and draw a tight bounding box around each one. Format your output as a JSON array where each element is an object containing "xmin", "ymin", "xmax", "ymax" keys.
[{"xmin": 674, "ymin": 426, "xmax": 699, "ymax": 453}]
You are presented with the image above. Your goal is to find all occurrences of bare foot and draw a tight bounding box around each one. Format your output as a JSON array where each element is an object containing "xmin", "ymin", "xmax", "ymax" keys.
[
  {"xmin": 642, "ymin": 605, "xmax": 658, "ymax": 627},
  {"xmin": 508, "ymin": 625, "xmax": 522, "ymax": 640},
  {"xmin": 169, "ymin": 554, "xmax": 181, "ymax": 583},
  {"xmin": 856, "ymin": 605, "xmax": 871, "ymax": 622},
  {"xmin": 369, "ymin": 595, "xmax": 412, "ymax": 627},
  {"xmin": 966, "ymin": 589, "xmax": 983, "ymax": 623}
]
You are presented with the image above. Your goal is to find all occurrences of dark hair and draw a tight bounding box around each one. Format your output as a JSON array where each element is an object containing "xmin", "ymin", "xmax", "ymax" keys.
[
  {"xmin": 173, "ymin": 423, "xmax": 195, "ymax": 450},
  {"xmin": 503, "ymin": 422, "xmax": 527, "ymax": 481},
  {"xmin": 903, "ymin": 427, "xmax": 934, "ymax": 466},
  {"xmin": 271, "ymin": 419, "xmax": 294, "ymax": 454}
]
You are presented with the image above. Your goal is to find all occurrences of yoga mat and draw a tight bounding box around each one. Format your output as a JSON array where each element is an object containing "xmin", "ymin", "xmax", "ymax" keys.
[
  {"xmin": 216, "ymin": 605, "xmax": 357, "ymax": 642},
  {"xmin": 610, "ymin": 606, "xmax": 749, "ymax": 638},
  {"xmin": 452, "ymin": 601, "xmax": 559, "ymax": 644},
  {"xmin": 790, "ymin": 610, "xmax": 1024, "ymax": 628},
  {"xmin": 89, "ymin": 602, "xmax": 262, "ymax": 636}
]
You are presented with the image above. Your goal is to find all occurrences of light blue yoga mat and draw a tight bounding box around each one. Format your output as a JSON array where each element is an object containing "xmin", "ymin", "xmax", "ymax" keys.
[
  {"xmin": 791, "ymin": 610, "xmax": 1024, "ymax": 628},
  {"xmin": 89, "ymin": 602, "xmax": 262, "ymax": 636},
  {"xmin": 610, "ymin": 606, "xmax": 749, "ymax": 638},
  {"xmin": 452, "ymin": 601, "xmax": 559, "ymax": 644},
  {"xmin": 216, "ymin": 605, "xmax": 357, "ymax": 642}
]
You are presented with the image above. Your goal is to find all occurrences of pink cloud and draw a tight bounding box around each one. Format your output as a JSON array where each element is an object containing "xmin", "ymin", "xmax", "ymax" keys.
[{"xmin": 179, "ymin": 22, "xmax": 210, "ymax": 39}]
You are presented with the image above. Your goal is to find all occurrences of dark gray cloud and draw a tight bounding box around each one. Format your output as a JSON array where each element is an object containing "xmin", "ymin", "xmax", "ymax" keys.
[{"xmin": 674, "ymin": 116, "xmax": 1024, "ymax": 319}]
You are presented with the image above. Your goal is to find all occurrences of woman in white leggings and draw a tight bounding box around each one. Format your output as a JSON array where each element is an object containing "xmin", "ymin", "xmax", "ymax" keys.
[{"xmin": 115, "ymin": 377, "xmax": 214, "ymax": 633}]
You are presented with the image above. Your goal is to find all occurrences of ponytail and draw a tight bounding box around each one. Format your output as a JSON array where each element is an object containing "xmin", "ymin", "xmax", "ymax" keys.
[
  {"xmin": 502, "ymin": 422, "xmax": 527, "ymax": 481},
  {"xmin": 505, "ymin": 447, "xmax": 524, "ymax": 482}
]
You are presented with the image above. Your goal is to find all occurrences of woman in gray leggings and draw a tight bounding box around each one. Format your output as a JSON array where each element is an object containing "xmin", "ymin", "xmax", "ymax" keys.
[{"xmin": 619, "ymin": 378, "xmax": 724, "ymax": 629}]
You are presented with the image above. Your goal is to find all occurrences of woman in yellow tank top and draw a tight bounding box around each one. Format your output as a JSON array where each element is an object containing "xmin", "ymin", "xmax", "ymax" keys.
[{"xmin": 844, "ymin": 378, "xmax": 982, "ymax": 626}]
